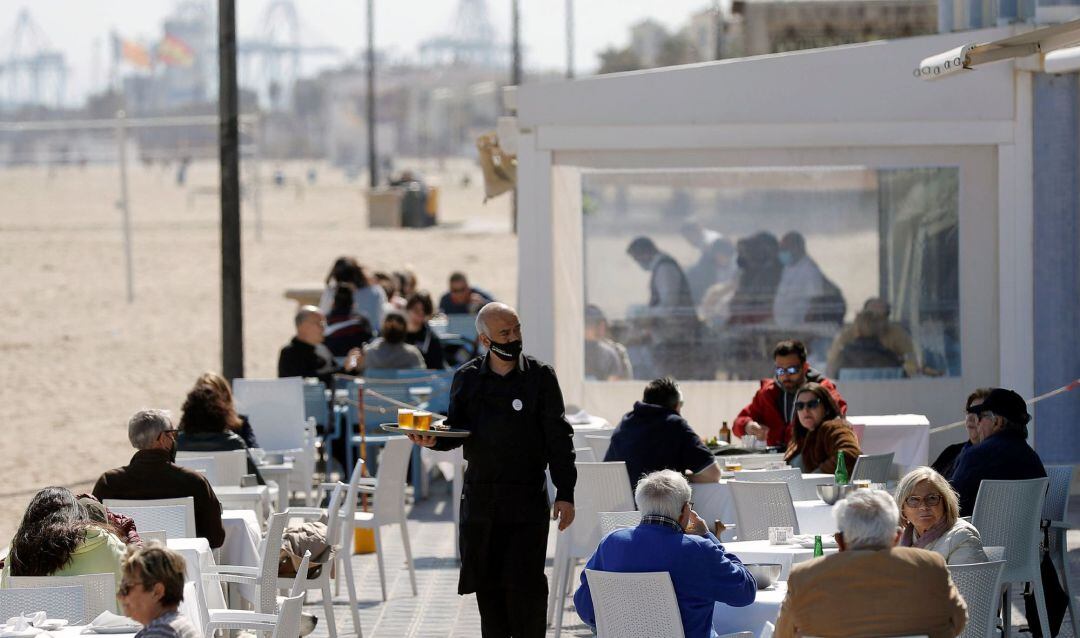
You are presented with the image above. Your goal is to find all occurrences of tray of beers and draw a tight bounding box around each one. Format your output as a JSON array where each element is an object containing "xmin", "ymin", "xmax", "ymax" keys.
[{"xmin": 380, "ymin": 408, "xmax": 471, "ymax": 438}]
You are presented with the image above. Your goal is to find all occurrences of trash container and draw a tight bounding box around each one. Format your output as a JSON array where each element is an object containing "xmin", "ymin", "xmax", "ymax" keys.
[{"xmin": 401, "ymin": 182, "xmax": 432, "ymax": 228}]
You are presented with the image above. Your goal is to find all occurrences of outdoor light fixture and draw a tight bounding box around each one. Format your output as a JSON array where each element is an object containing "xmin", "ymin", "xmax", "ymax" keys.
[
  {"xmin": 915, "ymin": 18, "xmax": 1080, "ymax": 79},
  {"xmin": 914, "ymin": 44, "xmax": 975, "ymax": 79}
]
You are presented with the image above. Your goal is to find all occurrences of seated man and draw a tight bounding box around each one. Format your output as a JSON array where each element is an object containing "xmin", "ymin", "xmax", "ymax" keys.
[
  {"xmin": 438, "ymin": 271, "xmax": 495, "ymax": 315},
  {"xmin": 775, "ymin": 489, "xmax": 966, "ymax": 638},
  {"xmin": 826, "ymin": 297, "xmax": 920, "ymax": 378},
  {"xmin": 278, "ymin": 305, "xmax": 361, "ymax": 386},
  {"xmin": 354, "ymin": 311, "xmax": 425, "ymax": 371},
  {"xmin": 573, "ymin": 470, "xmax": 756, "ymax": 638},
  {"xmin": 584, "ymin": 304, "xmax": 632, "ymax": 381},
  {"xmin": 733, "ymin": 339, "xmax": 846, "ymax": 447},
  {"xmin": 92, "ymin": 409, "xmax": 226, "ymax": 548},
  {"xmin": 950, "ymin": 387, "xmax": 1046, "ymax": 516},
  {"xmin": 832, "ymin": 309, "xmax": 905, "ymax": 374},
  {"xmin": 604, "ymin": 377, "xmax": 720, "ymax": 489}
]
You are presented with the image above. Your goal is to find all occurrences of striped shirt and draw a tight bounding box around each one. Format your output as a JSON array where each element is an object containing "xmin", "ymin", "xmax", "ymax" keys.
[{"xmin": 134, "ymin": 611, "xmax": 200, "ymax": 638}]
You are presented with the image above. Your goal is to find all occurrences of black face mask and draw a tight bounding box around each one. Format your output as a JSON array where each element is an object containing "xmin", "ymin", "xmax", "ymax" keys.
[{"xmin": 488, "ymin": 338, "xmax": 522, "ymax": 362}]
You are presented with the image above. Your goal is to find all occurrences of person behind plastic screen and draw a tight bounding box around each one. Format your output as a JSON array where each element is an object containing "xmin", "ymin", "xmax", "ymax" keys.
[
  {"xmin": 894, "ymin": 467, "xmax": 987, "ymax": 565},
  {"xmin": 573, "ymin": 470, "xmax": 756, "ymax": 638},
  {"xmin": 2, "ymin": 487, "xmax": 126, "ymax": 588},
  {"xmin": 733, "ymin": 339, "xmax": 847, "ymax": 447},
  {"xmin": 783, "ymin": 381, "xmax": 860, "ymax": 474},
  {"xmin": 930, "ymin": 388, "xmax": 991, "ymax": 480},
  {"xmin": 774, "ymin": 489, "xmax": 967, "ymax": 638},
  {"xmin": 772, "ymin": 231, "xmax": 827, "ymax": 328},
  {"xmin": 584, "ymin": 304, "xmax": 632, "ymax": 381},
  {"xmin": 405, "ymin": 302, "xmax": 576, "ymax": 637},
  {"xmin": 826, "ymin": 297, "xmax": 920, "ymax": 378},
  {"xmin": 604, "ymin": 377, "xmax": 721, "ymax": 490},
  {"xmin": 118, "ymin": 543, "xmax": 199, "ymax": 638}
]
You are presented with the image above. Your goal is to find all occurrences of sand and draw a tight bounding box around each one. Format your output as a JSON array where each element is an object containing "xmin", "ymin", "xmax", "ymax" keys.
[{"xmin": 0, "ymin": 157, "xmax": 514, "ymax": 545}]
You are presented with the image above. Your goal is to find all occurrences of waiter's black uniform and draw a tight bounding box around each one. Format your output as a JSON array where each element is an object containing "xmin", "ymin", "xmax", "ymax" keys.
[{"xmin": 432, "ymin": 352, "xmax": 577, "ymax": 638}]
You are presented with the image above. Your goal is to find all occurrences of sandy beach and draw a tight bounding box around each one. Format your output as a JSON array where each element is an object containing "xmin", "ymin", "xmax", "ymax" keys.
[{"xmin": 0, "ymin": 157, "xmax": 513, "ymax": 544}]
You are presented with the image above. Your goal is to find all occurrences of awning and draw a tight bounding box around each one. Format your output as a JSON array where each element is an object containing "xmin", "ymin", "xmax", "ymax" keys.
[{"xmin": 915, "ymin": 19, "xmax": 1080, "ymax": 79}]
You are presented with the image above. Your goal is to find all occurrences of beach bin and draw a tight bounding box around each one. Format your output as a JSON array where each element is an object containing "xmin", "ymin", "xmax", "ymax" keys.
[
  {"xmin": 401, "ymin": 183, "xmax": 432, "ymax": 228},
  {"xmin": 367, "ymin": 188, "xmax": 403, "ymax": 227},
  {"xmin": 353, "ymin": 528, "xmax": 376, "ymax": 554}
]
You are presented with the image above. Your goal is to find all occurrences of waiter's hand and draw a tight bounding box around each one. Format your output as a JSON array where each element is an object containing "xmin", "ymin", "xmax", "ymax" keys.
[
  {"xmin": 553, "ymin": 500, "xmax": 575, "ymax": 531},
  {"xmin": 406, "ymin": 433, "xmax": 437, "ymax": 448},
  {"xmin": 746, "ymin": 421, "xmax": 768, "ymax": 441}
]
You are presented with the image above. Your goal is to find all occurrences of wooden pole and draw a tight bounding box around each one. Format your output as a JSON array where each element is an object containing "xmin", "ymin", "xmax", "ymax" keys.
[{"xmin": 219, "ymin": 0, "xmax": 244, "ymax": 381}]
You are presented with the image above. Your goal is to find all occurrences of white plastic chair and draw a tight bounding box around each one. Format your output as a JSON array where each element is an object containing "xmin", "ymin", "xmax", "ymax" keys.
[
  {"xmin": 583, "ymin": 570, "xmax": 685, "ymax": 638},
  {"xmin": 178, "ymin": 450, "xmax": 249, "ymax": 487},
  {"xmin": 850, "ymin": 452, "xmax": 894, "ymax": 483},
  {"xmin": 7, "ymin": 572, "xmax": 117, "ymax": 616},
  {"xmin": 585, "ymin": 435, "xmax": 612, "ymax": 462},
  {"xmin": 733, "ymin": 468, "xmax": 807, "ymax": 500},
  {"xmin": 139, "ymin": 530, "xmax": 167, "ymax": 544},
  {"xmin": 338, "ymin": 437, "xmax": 418, "ymax": 603},
  {"xmin": 1042, "ymin": 464, "xmax": 1079, "ymax": 637},
  {"xmin": 103, "ymin": 497, "xmax": 196, "ymax": 539},
  {"xmin": 761, "ymin": 621, "xmax": 775, "ymax": 638},
  {"xmin": 203, "ymin": 511, "xmax": 289, "ymax": 614},
  {"xmin": 195, "ymin": 551, "xmax": 313, "ymax": 636},
  {"xmin": 575, "ymin": 446, "xmax": 597, "ymax": 462},
  {"xmin": 0, "ymin": 585, "xmax": 88, "ymax": 624},
  {"xmin": 175, "ymin": 455, "xmax": 219, "ymax": 485},
  {"xmin": 729, "ymin": 480, "xmax": 800, "ymax": 541},
  {"xmin": 233, "ymin": 376, "xmax": 315, "ymax": 505},
  {"xmin": 971, "ymin": 477, "xmax": 1050, "ymax": 637},
  {"xmin": 598, "ymin": 511, "xmax": 642, "ymax": 537},
  {"xmin": 549, "ymin": 461, "xmax": 635, "ymax": 637},
  {"xmin": 949, "ymin": 558, "xmax": 1006, "ymax": 638}
]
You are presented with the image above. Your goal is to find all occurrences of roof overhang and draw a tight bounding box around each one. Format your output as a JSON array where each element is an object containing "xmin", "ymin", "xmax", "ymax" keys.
[{"xmin": 915, "ymin": 19, "xmax": 1080, "ymax": 78}]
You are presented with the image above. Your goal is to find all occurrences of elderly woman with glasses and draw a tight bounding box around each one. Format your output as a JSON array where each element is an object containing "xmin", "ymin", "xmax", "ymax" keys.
[
  {"xmin": 118, "ymin": 543, "xmax": 199, "ymax": 638},
  {"xmin": 894, "ymin": 467, "xmax": 987, "ymax": 565},
  {"xmin": 783, "ymin": 382, "xmax": 861, "ymax": 474}
]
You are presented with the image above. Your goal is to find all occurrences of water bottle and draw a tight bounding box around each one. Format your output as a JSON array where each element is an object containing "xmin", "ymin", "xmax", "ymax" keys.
[{"xmin": 813, "ymin": 535, "xmax": 824, "ymax": 557}]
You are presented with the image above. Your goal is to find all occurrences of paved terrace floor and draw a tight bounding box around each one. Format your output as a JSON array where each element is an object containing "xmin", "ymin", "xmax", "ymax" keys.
[{"xmin": 302, "ymin": 480, "xmax": 1080, "ymax": 638}]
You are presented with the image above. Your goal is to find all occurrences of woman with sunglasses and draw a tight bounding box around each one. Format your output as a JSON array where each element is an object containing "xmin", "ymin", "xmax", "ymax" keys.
[
  {"xmin": 782, "ymin": 382, "xmax": 861, "ymax": 474},
  {"xmin": 894, "ymin": 467, "xmax": 987, "ymax": 565},
  {"xmin": 118, "ymin": 543, "xmax": 199, "ymax": 638}
]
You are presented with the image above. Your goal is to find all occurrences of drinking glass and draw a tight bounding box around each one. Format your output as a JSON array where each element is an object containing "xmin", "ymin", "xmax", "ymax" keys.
[
  {"xmin": 414, "ymin": 411, "xmax": 432, "ymax": 431},
  {"xmin": 398, "ymin": 408, "xmax": 415, "ymax": 428}
]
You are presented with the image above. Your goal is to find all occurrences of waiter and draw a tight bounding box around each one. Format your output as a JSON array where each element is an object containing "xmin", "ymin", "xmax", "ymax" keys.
[{"xmin": 407, "ymin": 302, "xmax": 576, "ymax": 637}]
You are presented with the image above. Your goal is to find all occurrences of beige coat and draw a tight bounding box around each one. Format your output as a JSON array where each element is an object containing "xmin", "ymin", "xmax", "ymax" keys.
[{"xmin": 774, "ymin": 546, "xmax": 967, "ymax": 638}]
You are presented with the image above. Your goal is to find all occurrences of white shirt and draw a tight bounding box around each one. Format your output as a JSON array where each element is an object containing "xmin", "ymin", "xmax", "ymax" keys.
[{"xmin": 773, "ymin": 255, "xmax": 825, "ymax": 328}]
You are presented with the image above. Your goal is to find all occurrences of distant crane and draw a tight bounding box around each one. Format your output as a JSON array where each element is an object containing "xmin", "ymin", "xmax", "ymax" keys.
[
  {"xmin": 239, "ymin": 0, "xmax": 341, "ymax": 110},
  {"xmin": 420, "ymin": 0, "xmax": 506, "ymax": 68},
  {"xmin": 0, "ymin": 7, "xmax": 68, "ymax": 110}
]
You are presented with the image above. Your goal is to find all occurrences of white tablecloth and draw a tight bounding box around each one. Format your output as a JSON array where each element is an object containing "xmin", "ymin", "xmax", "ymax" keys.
[
  {"xmin": 220, "ymin": 509, "xmax": 263, "ymax": 604},
  {"xmin": 712, "ymin": 581, "xmax": 786, "ymax": 638},
  {"xmin": 692, "ymin": 474, "xmax": 835, "ymax": 534},
  {"xmin": 793, "ymin": 500, "xmax": 837, "ymax": 535},
  {"xmin": 720, "ymin": 540, "xmax": 838, "ymax": 580},
  {"xmin": 51, "ymin": 626, "xmax": 138, "ymax": 638},
  {"xmin": 167, "ymin": 537, "xmax": 225, "ymax": 612},
  {"xmin": 215, "ymin": 485, "xmax": 271, "ymax": 522},
  {"xmin": 847, "ymin": 415, "xmax": 930, "ymax": 477},
  {"xmin": 570, "ymin": 416, "xmax": 612, "ymax": 449}
]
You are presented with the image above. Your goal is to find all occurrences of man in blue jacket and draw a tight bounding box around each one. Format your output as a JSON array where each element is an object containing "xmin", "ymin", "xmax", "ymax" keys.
[{"xmin": 573, "ymin": 470, "xmax": 756, "ymax": 638}]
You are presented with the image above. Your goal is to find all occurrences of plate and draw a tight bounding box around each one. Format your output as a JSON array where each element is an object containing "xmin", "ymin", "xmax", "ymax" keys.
[
  {"xmin": 380, "ymin": 424, "xmax": 470, "ymax": 438},
  {"xmin": 37, "ymin": 620, "xmax": 68, "ymax": 631},
  {"xmin": 81, "ymin": 626, "xmax": 143, "ymax": 634},
  {"xmin": 793, "ymin": 535, "xmax": 838, "ymax": 549}
]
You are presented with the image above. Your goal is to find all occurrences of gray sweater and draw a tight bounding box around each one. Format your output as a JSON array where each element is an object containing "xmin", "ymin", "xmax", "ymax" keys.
[{"xmin": 362, "ymin": 338, "xmax": 425, "ymax": 371}]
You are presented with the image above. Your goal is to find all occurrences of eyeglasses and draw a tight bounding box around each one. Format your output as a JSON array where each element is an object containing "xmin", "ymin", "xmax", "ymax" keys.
[
  {"xmin": 117, "ymin": 579, "xmax": 142, "ymax": 597},
  {"xmin": 904, "ymin": 494, "xmax": 943, "ymax": 509},
  {"xmin": 685, "ymin": 501, "xmax": 695, "ymax": 510},
  {"xmin": 775, "ymin": 365, "xmax": 801, "ymax": 376},
  {"xmin": 794, "ymin": 398, "xmax": 822, "ymax": 412},
  {"xmin": 977, "ymin": 411, "xmax": 995, "ymax": 422},
  {"xmin": 160, "ymin": 428, "xmax": 179, "ymax": 439}
]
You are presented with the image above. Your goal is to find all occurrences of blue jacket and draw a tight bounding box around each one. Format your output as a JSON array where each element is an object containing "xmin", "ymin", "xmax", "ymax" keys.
[
  {"xmin": 573, "ymin": 523, "xmax": 757, "ymax": 638},
  {"xmin": 949, "ymin": 429, "xmax": 1046, "ymax": 516}
]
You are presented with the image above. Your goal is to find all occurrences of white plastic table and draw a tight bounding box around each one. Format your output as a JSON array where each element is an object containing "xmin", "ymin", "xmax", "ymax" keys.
[
  {"xmin": 258, "ymin": 461, "xmax": 293, "ymax": 511},
  {"xmin": 50, "ymin": 626, "xmax": 138, "ymax": 637},
  {"xmin": 215, "ymin": 485, "xmax": 271, "ymax": 522},
  {"xmin": 793, "ymin": 500, "xmax": 838, "ymax": 535},
  {"xmin": 720, "ymin": 540, "xmax": 838, "ymax": 580},
  {"xmin": 712, "ymin": 581, "xmax": 786, "ymax": 638},
  {"xmin": 570, "ymin": 416, "xmax": 612, "ymax": 449},
  {"xmin": 220, "ymin": 509, "xmax": 262, "ymax": 604},
  {"xmin": 848, "ymin": 414, "xmax": 930, "ymax": 477}
]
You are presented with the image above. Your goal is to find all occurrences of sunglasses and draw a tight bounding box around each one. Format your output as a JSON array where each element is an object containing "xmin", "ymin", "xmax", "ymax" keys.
[
  {"xmin": 775, "ymin": 365, "xmax": 801, "ymax": 376},
  {"xmin": 117, "ymin": 580, "xmax": 142, "ymax": 597},
  {"xmin": 794, "ymin": 398, "xmax": 822, "ymax": 411}
]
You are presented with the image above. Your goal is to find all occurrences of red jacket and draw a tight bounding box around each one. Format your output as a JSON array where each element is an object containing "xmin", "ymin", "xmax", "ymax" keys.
[{"xmin": 733, "ymin": 374, "xmax": 847, "ymax": 447}]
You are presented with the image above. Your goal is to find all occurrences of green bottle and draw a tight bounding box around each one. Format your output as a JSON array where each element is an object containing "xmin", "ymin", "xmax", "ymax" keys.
[
  {"xmin": 813, "ymin": 535, "xmax": 824, "ymax": 557},
  {"xmin": 834, "ymin": 451, "xmax": 849, "ymax": 485}
]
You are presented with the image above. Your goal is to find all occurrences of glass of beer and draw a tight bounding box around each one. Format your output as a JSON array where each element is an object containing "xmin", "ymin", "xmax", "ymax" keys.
[
  {"xmin": 397, "ymin": 408, "xmax": 415, "ymax": 428},
  {"xmin": 724, "ymin": 459, "xmax": 742, "ymax": 472},
  {"xmin": 414, "ymin": 411, "xmax": 432, "ymax": 431}
]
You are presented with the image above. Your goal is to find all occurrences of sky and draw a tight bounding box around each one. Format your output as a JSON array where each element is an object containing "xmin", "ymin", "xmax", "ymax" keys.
[{"xmin": 2, "ymin": 0, "xmax": 719, "ymax": 106}]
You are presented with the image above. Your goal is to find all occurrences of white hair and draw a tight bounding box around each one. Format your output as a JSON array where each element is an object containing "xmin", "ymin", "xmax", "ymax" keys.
[
  {"xmin": 834, "ymin": 489, "xmax": 900, "ymax": 549},
  {"xmin": 128, "ymin": 409, "xmax": 172, "ymax": 450},
  {"xmin": 475, "ymin": 302, "xmax": 516, "ymax": 339},
  {"xmin": 635, "ymin": 470, "xmax": 691, "ymax": 520}
]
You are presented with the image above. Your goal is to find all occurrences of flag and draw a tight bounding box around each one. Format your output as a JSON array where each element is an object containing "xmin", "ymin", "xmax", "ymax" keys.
[
  {"xmin": 158, "ymin": 33, "xmax": 195, "ymax": 67},
  {"xmin": 113, "ymin": 34, "xmax": 152, "ymax": 69}
]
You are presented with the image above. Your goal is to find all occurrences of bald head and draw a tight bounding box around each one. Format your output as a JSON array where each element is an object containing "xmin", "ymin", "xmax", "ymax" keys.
[{"xmin": 475, "ymin": 302, "xmax": 519, "ymax": 339}]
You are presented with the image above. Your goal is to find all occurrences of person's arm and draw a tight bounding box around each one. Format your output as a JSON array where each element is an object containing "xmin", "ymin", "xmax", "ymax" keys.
[
  {"xmin": 732, "ymin": 387, "xmax": 769, "ymax": 439},
  {"xmin": 676, "ymin": 418, "xmax": 721, "ymax": 483},
  {"xmin": 690, "ymin": 462, "xmax": 722, "ymax": 483},
  {"xmin": 826, "ymin": 381, "xmax": 848, "ymax": 416},
  {"xmin": 195, "ymin": 480, "xmax": 227, "ymax": 549},
  {"xmin": 947, "ymin": 526, "xmax": 988, "ymax": 565},
  {"xmin": 697, "ymin": 540, "xmax": 757, "ymax": 608},
  {"xmin": 813, "ymin": 421, "xmax": 861, "ymax": 474}
]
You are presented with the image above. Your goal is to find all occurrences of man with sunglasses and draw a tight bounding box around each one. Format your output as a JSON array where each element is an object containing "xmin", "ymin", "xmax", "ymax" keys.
[{"xmin": 733, "ymin": 340, "xmax": 847, "ymax": 447}]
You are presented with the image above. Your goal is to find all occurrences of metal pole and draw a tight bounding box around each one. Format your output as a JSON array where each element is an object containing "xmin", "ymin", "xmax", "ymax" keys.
[
  {"xmin": 253, "ymin": 113, "xmax": 263, "ymax": 242},
  {"xmin": 714, "ymin": 0, "xmax": 724, "ymax": 59},
  {"xmin": 366, "ymin": 0, "xmax": 378, "ymax": 189},
  {"xmin": 115, "ymin": 109, "xmax": 135, "ymax": 303},
  {"xmin": 511, "ymin": 0, "xmax": 522, "ymax": 234},
  {"xmin": 565, "ymin": 0, "xmax": 575, "ymax": 79},
  {"xmin": 219, "ymin": 0, "xmax": 244, "ymax": 381}
]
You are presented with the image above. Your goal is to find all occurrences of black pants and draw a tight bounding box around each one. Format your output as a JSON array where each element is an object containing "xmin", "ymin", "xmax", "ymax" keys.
[{"xmin": 475, "ymin": 587, "xmax": 546, "ymax": 638}]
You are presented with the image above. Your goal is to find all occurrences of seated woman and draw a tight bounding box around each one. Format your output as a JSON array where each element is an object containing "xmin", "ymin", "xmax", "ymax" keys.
[
  {"xmin": 895, "ymin": 466, "xmax": 987, "ymax": 564},
  {"xmin": 177, "ymin": 384, "xmax": 265, "ymax": 485},
  {"xmin": 119, "ymin": 543, "xmax": 199, "ymax": 638},
  {"xmin": 195, "ymin": 371, "xmax": 258, "ymax": 449},
  {"xmin": 784, "ymin": 382, "xmax": 861, "ymax": 474},
  {"xmin": 931, "ymin": 387, "xmax": 990, "ymax": 480},
  {"xmin": 2, "ymin": 487, "xmax": 125, "ymax": 588},
  {"xmin": 405, "ymin": 291, "xmax": 447, "ymax": 370}
]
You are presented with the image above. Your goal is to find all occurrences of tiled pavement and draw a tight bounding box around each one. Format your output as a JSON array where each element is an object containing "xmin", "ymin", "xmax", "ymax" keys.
[{"xmin": 302, "ymin": 480, "xmax": 1080, "ymax": 638}]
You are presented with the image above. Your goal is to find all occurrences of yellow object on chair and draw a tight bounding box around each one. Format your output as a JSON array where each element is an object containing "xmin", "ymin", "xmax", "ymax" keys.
[{"xmin": 353, "ymin": 528, "xmax": 376, "ymax": 554}]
